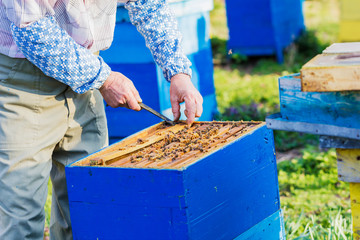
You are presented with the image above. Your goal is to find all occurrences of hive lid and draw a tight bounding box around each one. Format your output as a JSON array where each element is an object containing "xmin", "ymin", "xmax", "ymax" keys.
[
  {"xmin": 72, "ymin": 121, "xmax": 264, "ymax": 170},
  {"xmin": 300, "ymin": 42, "xmax": 360, "ymax": 92},
  {"xmin": 323, "ymin": 42, "xmax": 360, "ymax": 54}
]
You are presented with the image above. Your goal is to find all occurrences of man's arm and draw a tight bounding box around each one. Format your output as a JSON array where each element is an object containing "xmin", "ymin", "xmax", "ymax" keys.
[
  {"xmin": 10, "ymin": 16, "xmax": 110, "ymax": 94},
  {"xmin": 4, "ymin": 0, "xmax": 141, "ymax": 110},
  {"xmin": 125, "ymin": 0, "xmax": 203, "ymax": 124},
  {"xmin": 125, "ymin": 0, "xmax": 192, "ymax": 81}
]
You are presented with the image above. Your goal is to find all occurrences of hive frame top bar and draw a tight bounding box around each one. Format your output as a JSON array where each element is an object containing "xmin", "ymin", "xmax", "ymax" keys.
[{"xmin": 70, "ymin": 121, "xmax": 265, "ymax": 170}]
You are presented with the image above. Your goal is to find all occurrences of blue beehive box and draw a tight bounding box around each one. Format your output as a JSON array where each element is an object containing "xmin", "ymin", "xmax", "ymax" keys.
[
  {"xmin": 100, "ymin": 0, "xmax": 217, "ymax": 141},
  {"xmin": 278, "ymin": 74, "xmax": 360, "ymax": 129},
  {"xmin": 225, "ymin": 0, "xmax": 305, "ymax": 62},
  {"xmin": 266, "ymin": 73, "xmax": 360, "ymax": 140},
  {"xmin": 66, "ymin": 121, "xmax": 285, "ymax": 239}
]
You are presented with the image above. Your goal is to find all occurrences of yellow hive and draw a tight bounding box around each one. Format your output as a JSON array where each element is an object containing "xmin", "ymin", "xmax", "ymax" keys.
[{"xmin": 339, "ymin": 0, "xmax": 360, "ymax": 42}]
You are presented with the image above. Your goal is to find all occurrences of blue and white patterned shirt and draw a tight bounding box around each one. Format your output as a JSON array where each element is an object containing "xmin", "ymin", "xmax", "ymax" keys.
[{"xmin": 0, "ymin": 0, "xmax": 192, "ymax": 93}]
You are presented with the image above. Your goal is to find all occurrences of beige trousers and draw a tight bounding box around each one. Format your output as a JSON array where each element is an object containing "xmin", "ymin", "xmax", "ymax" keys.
[{"xmin": 0, "ymin": 53, "xmax": 108, "ymax": 239}]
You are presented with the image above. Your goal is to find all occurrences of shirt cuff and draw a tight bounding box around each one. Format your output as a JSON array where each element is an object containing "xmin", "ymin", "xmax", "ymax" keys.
[{"xmin": 164, "ymin": 64, "xmax": 192, "ymax": 82}]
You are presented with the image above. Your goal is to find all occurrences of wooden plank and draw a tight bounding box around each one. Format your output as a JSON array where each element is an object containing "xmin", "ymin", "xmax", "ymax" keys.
[
  {"xmin": 319, "ymin": 136, "xmax": 360, "ymax": 149},
  {"xmin": 336, "ymin": 149, "xmax": 360, "ymax": 182},
  {"xmin": 279, "ymin": 74, "xmax": 360, "ymax": 129},
  {"xmin": 323, "ymin": 42, "xmax": 360, "ymax": 54},
  {"xmin": 350, "ymin": 182, "xmax": 360, "ymax": 239},
  {"xmin": 300, "ymin": 53, "xmax": 360, "ymax": 92},
  {"xmin": 234, "ymin": 210, "xmax": 285, "ymax": 240},
  {"xmin": 266, "ymin": 113, "xmax": 360, "ymax": 140}
]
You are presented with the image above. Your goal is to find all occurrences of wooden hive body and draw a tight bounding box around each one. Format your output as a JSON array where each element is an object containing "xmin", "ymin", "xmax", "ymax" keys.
[
  {"xmin": 266, "ymin": 73, "xmax": 360, "ymax": 141},
  {"xmin": 66, "ymin": 122, "xmax": 283, "ymax": 239},
  {"xmin": 300, "ymin": 43, "xmax": 360, "ymax": 92},
  {"xmin": 278, "ymin": 73, "xmax": 360, "ymax": 130}
]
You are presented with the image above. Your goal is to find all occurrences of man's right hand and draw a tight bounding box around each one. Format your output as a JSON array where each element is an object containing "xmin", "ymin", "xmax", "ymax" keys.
[{"xmin": 99, "ymin": 71, "xmax": 142, "ymax": 111}]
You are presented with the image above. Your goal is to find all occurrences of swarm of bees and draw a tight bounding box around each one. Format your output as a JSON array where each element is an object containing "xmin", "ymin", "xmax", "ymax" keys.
[
  {"xmin": 128, "ymin": 122, "xmax": 252, "ymax": 164},
  {"xmin": 85, "ymin": 121, "xmax": 260, "ymax": 168}
]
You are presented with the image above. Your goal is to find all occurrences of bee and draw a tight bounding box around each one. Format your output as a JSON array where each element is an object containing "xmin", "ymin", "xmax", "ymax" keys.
[{"xmin": 137, "ymin": 138, "xmax": 146, "ymax": 144}]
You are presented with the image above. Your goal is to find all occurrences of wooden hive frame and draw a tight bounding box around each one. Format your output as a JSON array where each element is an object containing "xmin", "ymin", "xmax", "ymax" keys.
[{"xmin": 74, "ymin": 121, "xmax": 263, "ymax": 170}]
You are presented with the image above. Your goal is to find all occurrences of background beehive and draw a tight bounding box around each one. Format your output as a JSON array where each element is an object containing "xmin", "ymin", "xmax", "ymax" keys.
[
  {"xmin": 225, "ymin": 0, "xmax": 305, "ymax": 63},
  {"xmin": 66, "ymin": 121, "xmax": 284, "ymax": 239},
  {"xmin": 276, "ymin": 73, "xmax": 360, "ymax": 133},
  {"xmin": 339, "ymin": 0, "xmax": 360, "ymax": 42},
  {"xmin": 300, "ymin": 51, "xmax": 360, "ymax": 92}
]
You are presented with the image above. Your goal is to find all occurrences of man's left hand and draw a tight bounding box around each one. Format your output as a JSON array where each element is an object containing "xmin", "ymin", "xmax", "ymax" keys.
[{"xmin": 170, "ymin": 74, "xmax": 203, "ymax": 125}]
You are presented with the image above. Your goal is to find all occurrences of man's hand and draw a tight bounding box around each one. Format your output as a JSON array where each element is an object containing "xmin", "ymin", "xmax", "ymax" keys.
[
  {"xmin": 99, "ymin": 71, "xmax": 142, "ymax": 111},
  {"xmin": 170, "ymin": 74, "xmax": 203, "ymax": 125}
]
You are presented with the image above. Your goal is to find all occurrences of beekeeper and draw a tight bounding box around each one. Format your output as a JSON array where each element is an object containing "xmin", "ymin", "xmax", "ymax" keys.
[{"xmin": 0, "ymin": 0, "xmax": 203, "ymax": 239}]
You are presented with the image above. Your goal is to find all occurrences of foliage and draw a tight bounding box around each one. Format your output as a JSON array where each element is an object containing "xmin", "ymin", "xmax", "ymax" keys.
[
  {"xmin": 44, "ymin": 180, "xmax": 52, "ymax": 239},
  {"xmin": 285, "ymin": 210, "xmax": 352, "ymax": 240},
  {"xmin": 45, "ymin": 181, "xmax": 52, "ymax": 226},
  {"xmin": 213, "ymin": 67, "xmax": 280, "ymax": 120},
  {"xmin": 278, "ymin": 147, "xmax": 351, "ymax": 239},
  {"xmin": 275, "ymin": 131, "xmax": 318, "ymax": 152}
]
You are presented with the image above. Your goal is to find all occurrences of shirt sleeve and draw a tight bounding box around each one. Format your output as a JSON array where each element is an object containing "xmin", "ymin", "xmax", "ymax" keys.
[
  {"xmin": 125, "ymin": 0, "xmax": 192, "ymax": 81},
  {"xmin": 3, "ymin": 0, "xmax": 111, "ymax": 94},
  {"xmin": 10, "ymin": 16, "xmax": 111, "ymax": 94}
]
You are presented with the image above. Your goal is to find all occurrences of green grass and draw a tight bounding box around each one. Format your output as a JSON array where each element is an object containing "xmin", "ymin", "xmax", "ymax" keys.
[
  {"xmin": 278, "ymin": 146, "xmax": 351, "ymax": 239},
  {"xmin": 44, "ymin": 180, "xmax": 51, "ymax": 238}
]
